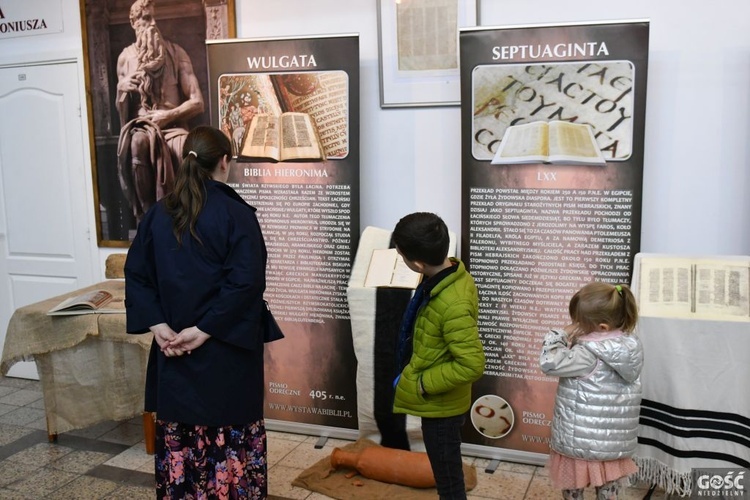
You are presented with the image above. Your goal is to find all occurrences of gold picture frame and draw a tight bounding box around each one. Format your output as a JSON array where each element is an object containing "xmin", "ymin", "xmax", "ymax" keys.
[{"xmin": 80, "ymin": 0, "xmax": 236, "ymax": 246}]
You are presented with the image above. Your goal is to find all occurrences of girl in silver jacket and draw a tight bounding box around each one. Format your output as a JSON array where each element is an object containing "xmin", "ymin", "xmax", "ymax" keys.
[{"xmin": 540, "ymin": 282, "xmax": 643, "ymax": 500}]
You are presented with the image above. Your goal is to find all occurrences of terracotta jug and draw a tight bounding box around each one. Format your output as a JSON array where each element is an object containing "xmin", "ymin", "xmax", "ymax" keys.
[{"xmin": 330, "ymin": 445, "xmax": 436, "ymax": 488}]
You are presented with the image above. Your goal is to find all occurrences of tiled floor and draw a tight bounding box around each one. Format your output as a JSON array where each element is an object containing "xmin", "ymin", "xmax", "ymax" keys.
[{"xmin": 0, "ymin": 374, "xmax": 673, "ymax": 499}]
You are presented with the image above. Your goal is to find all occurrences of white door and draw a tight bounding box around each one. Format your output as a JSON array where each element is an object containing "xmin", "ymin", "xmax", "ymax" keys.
[{"xmin": 0, "ymin": 61, "xmax": 95, "ymax": 379}]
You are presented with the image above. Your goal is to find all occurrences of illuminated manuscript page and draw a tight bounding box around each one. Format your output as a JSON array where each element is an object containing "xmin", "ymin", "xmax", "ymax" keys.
[{"xmin": 396, "ymin": 0, "xmax": 458, "ymax": 71}]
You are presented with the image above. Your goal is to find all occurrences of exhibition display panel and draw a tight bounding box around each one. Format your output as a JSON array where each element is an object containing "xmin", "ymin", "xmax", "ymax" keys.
[{"xmin": 459, "ymin": 20, "xmax": 650, "ymax": 463}]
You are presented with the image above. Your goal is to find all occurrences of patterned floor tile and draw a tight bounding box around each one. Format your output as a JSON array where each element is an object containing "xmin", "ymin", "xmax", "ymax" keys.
[
  {"xmin": 49, "ymin": 449, "xmax": 116, "ymax": 474},
  {"xmin": 4, "ymin": 467, "xmax": 78, "ymax": 497},
  {"xmin": 45, "ymin": 475, "xmax": 121, "ymax": 500},
  {"xmin": 4, "ymin": 442, "xmax": 75, "ymax": 467},
  {"xmin": 0, "ymin": 407, "xmax": 46, "ymax": 427},
  {"xmin": 0, "ymin": 424, "xmax": 35, "ymax": 448},
  {"xmin": 0, "ymin": 462, "xmax": 40, "ymax": 489},
  {"xmin": 0, "ymin": 390, "xmax": 43, "ymax": 408}
]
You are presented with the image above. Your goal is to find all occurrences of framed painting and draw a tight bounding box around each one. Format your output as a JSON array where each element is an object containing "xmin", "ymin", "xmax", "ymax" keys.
[
  {"xmin": 80, "ymin": 0, "xmax": 235, "ymax": 246},
  {"xmin": 377, "ymin": 0, "xmax": 476, "ymax": 108}
]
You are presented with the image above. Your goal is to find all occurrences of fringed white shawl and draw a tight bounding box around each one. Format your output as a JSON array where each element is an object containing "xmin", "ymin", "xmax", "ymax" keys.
[{"xmin": 633, "ymin": 316, "xmax": 750, "ymax": 497}]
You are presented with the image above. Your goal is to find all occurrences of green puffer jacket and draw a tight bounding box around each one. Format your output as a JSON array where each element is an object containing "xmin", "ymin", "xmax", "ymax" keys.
[{"xmin": 393, "ymin": 259, "xmax": 485, "ymax": 418}]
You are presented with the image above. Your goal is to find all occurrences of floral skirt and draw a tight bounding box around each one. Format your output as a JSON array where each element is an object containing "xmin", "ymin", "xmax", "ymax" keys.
[
  {"xmin": 155, "ymin": 419, "xmax": 267, "ymax": 499},
  {"xmin": 548, "ymin": 450, "xmax": 639, "ymax": 490}
]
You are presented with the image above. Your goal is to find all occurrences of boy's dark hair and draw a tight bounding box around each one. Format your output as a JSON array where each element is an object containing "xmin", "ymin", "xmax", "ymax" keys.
[{"xmin": 392, "ymin": 212, "xmax": 449, "ymax": 266}]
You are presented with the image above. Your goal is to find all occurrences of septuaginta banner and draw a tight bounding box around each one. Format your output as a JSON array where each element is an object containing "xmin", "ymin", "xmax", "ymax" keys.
[{"xmin": 460, "ymin": 21, "xmax": 649, "ymax": 462}]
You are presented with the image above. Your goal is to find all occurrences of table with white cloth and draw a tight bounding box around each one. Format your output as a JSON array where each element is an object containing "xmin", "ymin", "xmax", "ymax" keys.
[
  {"xmin": 347, "ymin": 227, "xmax": 422, "ymax": 448},
  {"xmin": 0, "ymin": 280, "xmax": 153, "ymax": 443},
  {"xmin": 631, "ymin": 254, "xmax": 750, "ymax": 496},
  {"xmin": 346, "ymin": 226, "xmax": 459, "ymax": 450}
]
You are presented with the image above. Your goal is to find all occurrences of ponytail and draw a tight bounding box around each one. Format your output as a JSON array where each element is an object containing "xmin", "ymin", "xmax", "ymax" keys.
[
  {"xmin": 614, "ymin": 284, "xmax": 639, "ymax": 332},
  {"xmin": 164, "ymin": 126, "xmax": 232, "ymax": 245}
]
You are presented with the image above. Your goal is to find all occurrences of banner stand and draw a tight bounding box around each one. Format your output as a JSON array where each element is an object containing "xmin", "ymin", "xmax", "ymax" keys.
[
  {"xmin": 461, "ymin": 443, "xmax": 547, "ymax": 467},
  {"xmin": 207, "ymin": 34, "xmax": 361, "ymax": 439},
  {"xmin": 460, "ymin": 20, "xmax": 650, "ymax": 463},
  {"xmin": 266, "ymin": 420, "xmax": 358, "ymax": 444}
]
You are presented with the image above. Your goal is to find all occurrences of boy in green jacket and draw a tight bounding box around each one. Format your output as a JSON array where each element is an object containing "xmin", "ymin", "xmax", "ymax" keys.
[{"xmin": 391, "ymin": 212, "xmax": 485, "ymax": 499}]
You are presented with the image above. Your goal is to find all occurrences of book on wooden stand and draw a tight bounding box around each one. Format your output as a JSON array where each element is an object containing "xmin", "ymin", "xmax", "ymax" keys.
[{"xmin": 364, "ymin": 248, "xmax": 422, "ymax": 289}]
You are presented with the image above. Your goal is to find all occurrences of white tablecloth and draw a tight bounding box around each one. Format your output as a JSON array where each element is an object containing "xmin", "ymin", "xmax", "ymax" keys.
[{"xmin": 631, "ymin": 254, "xmax": 750, "ymax": 496}]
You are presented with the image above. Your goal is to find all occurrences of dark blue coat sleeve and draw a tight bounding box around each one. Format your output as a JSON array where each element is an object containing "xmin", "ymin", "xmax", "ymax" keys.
[
  {"xmin": 124, "ymin": 213, "xmax": 166, "ymax": 334},
  {"xmin": 195, "ymin": 205, "xmax": 266, "ymax": 350},
  {"xmin": 123, "ymin": 185, "xmax": 266, "ymax": 351}
]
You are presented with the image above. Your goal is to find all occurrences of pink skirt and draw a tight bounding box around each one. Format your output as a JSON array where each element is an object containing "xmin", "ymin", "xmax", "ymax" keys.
[{"xmin": 547, "ymin": 450, "xmax": 639, "ymax": 490}]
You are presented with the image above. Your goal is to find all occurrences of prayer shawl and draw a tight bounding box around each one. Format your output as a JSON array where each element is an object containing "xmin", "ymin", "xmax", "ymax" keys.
[{"xmin": 633, "ymin": 316, "xmax": 750, "ymax": 496}]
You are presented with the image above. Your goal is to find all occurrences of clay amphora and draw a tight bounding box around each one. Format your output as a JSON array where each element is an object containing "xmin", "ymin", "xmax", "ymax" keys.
[{"xmin": 330, "ymin": 445, "xmax": 436, "ymax": 488}]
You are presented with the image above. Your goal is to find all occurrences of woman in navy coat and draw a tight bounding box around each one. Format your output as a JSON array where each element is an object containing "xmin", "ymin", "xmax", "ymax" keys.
[{"xmin": 124, "ymin": 126, "xmax": 268, "ymax": 499}]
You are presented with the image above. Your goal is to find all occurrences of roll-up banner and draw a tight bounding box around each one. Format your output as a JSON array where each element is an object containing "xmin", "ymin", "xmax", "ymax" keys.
[
  {"xmin": 459, "ymin": 21, "xmax": 649, "ymax": 462},
  {"xmin": 207, "ymin": 35, "xmax": 360, "ymax": 436}
]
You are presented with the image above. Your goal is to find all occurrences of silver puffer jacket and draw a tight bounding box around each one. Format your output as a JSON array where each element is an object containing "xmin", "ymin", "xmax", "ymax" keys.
[{"xmin": 540, "ymin": 328, "xmax": 643, "ymax": 461}]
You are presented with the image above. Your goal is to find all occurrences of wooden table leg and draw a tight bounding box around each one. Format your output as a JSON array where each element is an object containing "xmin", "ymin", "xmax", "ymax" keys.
[
  {"xmin": 46, "ymin": 411, "xmax": 57, "ymax": 443},
  {"xmin": 143, "ymin": 411, "xmax": 156, "ymax": 455}
]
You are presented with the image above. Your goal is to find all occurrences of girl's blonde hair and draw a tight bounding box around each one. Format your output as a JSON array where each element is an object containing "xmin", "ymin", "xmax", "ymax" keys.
[{"xmin": 568, "ymin": 282, "xmax": 638, "ymax": 338}]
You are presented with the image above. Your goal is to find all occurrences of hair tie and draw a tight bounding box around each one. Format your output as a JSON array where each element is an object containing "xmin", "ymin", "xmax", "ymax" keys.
[
  {"xmin": 615, "ymin": 284, "xmax": 623, "ymax": 296},
  {"xmin": 188, "ymin": 151, "xmax": 198, "ymax": 158}
]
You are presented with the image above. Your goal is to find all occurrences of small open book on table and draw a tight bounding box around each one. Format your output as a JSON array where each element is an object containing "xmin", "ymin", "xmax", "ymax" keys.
[
  {"xmin": 47, "ymin": 289, "xmax": 123, "ymax": 316},
  {"xmin": 491, "ymin": 120, "xmax": 606, "ymax": 166},
  {"xmin": 364, "ymin": 248, "xmax": 422, "ymax": 289}
]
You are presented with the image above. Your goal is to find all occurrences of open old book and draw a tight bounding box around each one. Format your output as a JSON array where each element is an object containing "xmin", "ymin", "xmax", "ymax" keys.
[
  {"xmin": 219, "ymin": 71, "xmax": 349, "ymax": 162},
  {"xmin": 637, "ymin": 256, "xmax": 750, "ymax": 321},
  {"xmin": 48, "ymin": 289, "xmax": 123, "ymax": 316},
  {"xmin": 241, "ymin": 112, "xmax": 325, "ymax": 162},
  {"xmin": 364, "ymin": 248, "xmax": 422, "ymax": 289},
  {"xmin": 491, "ymin": 121, "xmax": 606, "ymax": 166}
]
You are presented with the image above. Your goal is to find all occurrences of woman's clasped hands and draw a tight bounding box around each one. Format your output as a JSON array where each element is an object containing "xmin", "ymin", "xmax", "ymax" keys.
[{"xmin": 149, "ymin": 323, "xmax": 211, "ymax": 357}]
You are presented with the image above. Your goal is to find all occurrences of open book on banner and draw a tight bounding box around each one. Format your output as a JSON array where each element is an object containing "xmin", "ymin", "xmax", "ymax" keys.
[
  {"xmin": 491, "ymin": 121, "xmax": 606, "ymax": 166},
  {"xmin": 363, "ymin": 248, "xmax": 422, "ymax": 289},
  {"xmin": 218, "ymin": 71, "xmax": 349, "ymax": 162}
]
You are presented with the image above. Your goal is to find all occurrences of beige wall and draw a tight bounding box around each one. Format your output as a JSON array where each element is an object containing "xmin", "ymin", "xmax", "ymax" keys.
[{"xmin": 0, "ymin": 0, "xmax": 748, "ymax": 286}]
